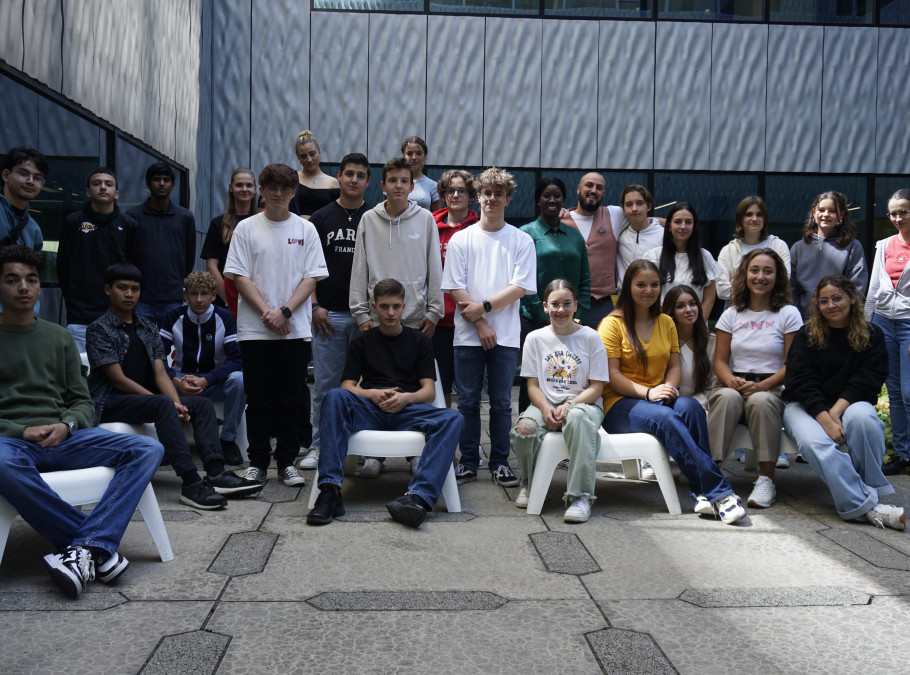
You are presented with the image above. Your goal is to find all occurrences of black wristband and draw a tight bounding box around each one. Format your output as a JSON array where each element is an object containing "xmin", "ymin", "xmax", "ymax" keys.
[{"xmin": 645, "ymin": 388, "xmax": 651, "ymax": 402}]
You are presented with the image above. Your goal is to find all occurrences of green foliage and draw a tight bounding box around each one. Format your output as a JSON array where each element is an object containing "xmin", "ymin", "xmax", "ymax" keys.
[{"xmin": 876, "ymin": 385, "xmax": 894, "ymax": 460}]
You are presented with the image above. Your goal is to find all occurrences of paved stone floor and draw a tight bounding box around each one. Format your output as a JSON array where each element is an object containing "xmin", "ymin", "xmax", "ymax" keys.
[{"xmin": 2, "ymin": 390, "xmax": 910, "ymax": 674}]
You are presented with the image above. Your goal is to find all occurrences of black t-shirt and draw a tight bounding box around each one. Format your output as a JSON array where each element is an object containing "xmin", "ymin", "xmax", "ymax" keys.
[
  {"xmin": 342, "ymin": 325, "xmax": 435, "ymax": 393},
  {"xmin": 200, "ymin": 212, "xmax": 253, "ymax": 273},
  {"xmin": 309, "ymin": 201, "xmax": 371, "ymax": 312},
  {"xmin": 122, "ymin": 322, "xmax": 153, "ymax": 390}
]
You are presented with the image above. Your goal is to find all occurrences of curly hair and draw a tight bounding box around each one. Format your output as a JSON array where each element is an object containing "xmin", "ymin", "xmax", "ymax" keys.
[
  {"xmin": 475, "ymin": 166, "xmax": 517, "ymax": 199},
  {"xmin": 0, "ymin": 244, "xmax": 45, "ymax": 273},
  {"xmin": 183, "ymin": 271, "xmax": 217, "ymax": 293},
  {"xmin": 438, "ymin": 169, "xmax": 476, "ymax": 201},
  {"xmin": 662, "ymin": 285, "xmax": 711, "ymax": 394},
  {"xmin": 802, "ymin": 191, "xmax": 858, "ymax": 248},
  {"xmin": 806, "ymin": 275, "xmax": 870, "ymax": 352},
  {"xmin": 730, "ymin": 248, "xmax": 791, "ymax": 312}
]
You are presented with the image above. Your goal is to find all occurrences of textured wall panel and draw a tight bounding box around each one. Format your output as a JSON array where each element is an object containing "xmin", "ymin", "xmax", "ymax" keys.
[
  {"xmin": 540, "ymin": 19, "xmax": 597, "ymax": 169},
  {"xmin": 368, "ymin": 14, "xmax": 427, "ymax": 164},
  {"xmin": 822, "ymin": 27, "xmax": 878, "ymax": 174},
  {"xmin": 710, "ymin": 24, "xmax": 767, "ymax": 172},
  {"xmin": 483, "ymin": 18, "xmax": 541, "ymax": 167},
  {"xmin": 766, "ymin": 25, "xmax": 823, "ymax": 173},
  {"xmin": 251, "ymin": 0, "xmax": 310, "ymax": 172},
  {"xmin": 877, "ymin": 29, "xmax": 910, "ymax": 174},
  {"xmin": 310, "ymin": 11, "xmax": 369, "ymax": 166},
  {"xmin": 0, "ymin": 0, "xmax": 24, "ymax": 69},
  {"xmin": 426, "ymin": 15, "xmax": 484, "ymax": 167},
  {"xmin": 598, "ymin": 21, "xmax": 655, "ymax": 170},
  {"xmin": 22, "ymin": 0, "xmax": 63, "ymax": 90},
  {"xmin": 654, "ymin": 22, "xmax": 712, "ymax": 171},
  {"xmin": 195, "ymin": 0, "xmax": 213, "ymax": 224}
]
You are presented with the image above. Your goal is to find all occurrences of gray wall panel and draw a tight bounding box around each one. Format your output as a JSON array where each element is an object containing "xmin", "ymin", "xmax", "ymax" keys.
[
  {"xmin": 23, "ymin": 0, "xmax": 63, "ymax": 90},
  {"xmin": 483, "ymin": 17, "xmax": 541, "ymax": 168},
  {"xmin": 654, "ymin": 22, "xmax": 712, "ymax": 171},
  {"xmin": 598, "ymin": 21, "xmax": 654, "ymax": 170},
  {"xmin": 0, "ymin": 0, "xmax": 24, "ymax": 70},
  {"xmin": 711, "ymin": 23, "xmax": 767, "ymax": 172},
  {"xmin": 822, "ymin": 27, "xmax": 878, "ymax": 174},
  {"xmin": 196, "ymin": 0, "xmax": 213, "ymax": 227},
  {"xmin": 310, "ymin": 11, "xmax": 369, "ymax": 165},
  {"xmin": 766, "ymin": 25, "xmax": 823, "ymax": 173},
  {"xmin": 541, "ymin": 19, "xmax": 597, "ymax": 169},
  {"xmin": 426, "ymin": 15, "xmax": 484, "ymax": 167},
  {"xmin": 251, "ymin": 0, "xmax": 310, "ymax": 172},
  {"xmin": 368, "ymin": 14, "xmax": 427, "ymax": 164},
  {"xmin": 877, "ymin": 28, "xmax": 910, "ymax": 174}
]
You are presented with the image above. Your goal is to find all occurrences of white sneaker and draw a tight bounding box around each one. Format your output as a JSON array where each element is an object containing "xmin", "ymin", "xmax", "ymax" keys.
[
  {"xmin": 747, "ymin": 476, "xmax": 776, "ymax": 508},
  {"xmin": 564, "ymin": 494, "xmax": 592, "ymax": 523},
  {"xmin": 409, "ymin": 457, "xmax": 420, "ymax": 475},
  {"xmin": 297, "ymin": 448, "xmax": 319, "ymax": 470},
  {"xmin": 866, "ymin": 504, "xmax": 905, "ymax": 530},
  {"xmin": 714, "ymin": 494, "xmax": 746, "ymax": 524},
  {"xmin": 281, "ymin": 465, "xmax": 305, "ymax": 487},
  {"xmin": 515, "ymin": 486, "xmax": 529, "ymax": 509},
  {"xmin": 358, "ymin": 458, "xmax": 381, "ymax": 479},
  {"xmin": 239, "ymin": 466, "xmax": 265, "ymax": 482},
  {"xmin": 776, "ymin": 452, "xmax": 790, "ymax": 469},
  {"xmin": 693, "ymin": 494, "xmax": 714, "ymax": 515},
  {"xmin": 735, "ymin": 448, "xmax": 746, "ymax": 463},
  {"xmin": 640, "ymin": 461, "xmax": 656, "ymax": 480}
]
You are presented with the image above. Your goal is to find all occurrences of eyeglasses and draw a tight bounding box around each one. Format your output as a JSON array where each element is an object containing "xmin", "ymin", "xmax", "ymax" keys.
[
  {"xmin": 818, "ymin": 294, "xmax": 846, "ymax": 307},
  {"xmin": 479, "ymin": 190, "xmax": 507, "ymax": 201},
  {"xmin": 546, "ymin": 301, "xmax": 575, "ymax": 311},
  {"xmin": 888, "ymin": 209, "xmax": 910, "ymax": 219},
  {"xmin": 12, "ymin": 168, "xmax": 45, "ymax": 185},
  {"xmin": 444, "ymin": 188, "xmax": 468, "ymax": 197},
  {"xmin": 263, "ymin": 185, "xmax": 294, "ymax": 195}
]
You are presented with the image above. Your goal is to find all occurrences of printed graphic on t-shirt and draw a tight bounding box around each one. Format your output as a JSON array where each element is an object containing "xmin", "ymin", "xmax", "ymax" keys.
[
  {"xmin": 545, "ymin": 349, "xmax": 582, "ymax": 392},
  {"xmin": 740, "ymin": 319, "xmax": 775, "ymax": 330},
  {"xmin": 79, "ymin": 221, "xmax": 97, "ymax": 233}
]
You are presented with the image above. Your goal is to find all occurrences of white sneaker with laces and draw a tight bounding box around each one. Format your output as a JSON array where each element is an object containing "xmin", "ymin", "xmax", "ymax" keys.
[
  {"xmin": 866, "ymin": 504, "xmax": 905, "ymax": 530},
  {"xmin": 714, "ymin": 494, "xmax": 746, "ymax": 524},
  {"xmin": 514, "ymin": 486, "xmax": 529, "ymax": 509},
  {"xmin": 564, "ymin": 494, "xmax": 592, "ymax": 523},
  {"xmin": 693, "ymin": 494, "xmax": 713, "ymax": 515},
  {"xmin": 776, "ymin": 452, "xmax": 790, "ymax": 469},
  {"xmin": 297, "ymin": 448, "xmax": 319, "ymax": 470},
  {"xmin": 747, "ymin": 475, "xmax": 776, "ymax": 508},
  {"xmin": 239, "ymin": 466, "xmax": 265, "ymax": 482},
  {"xmin": 281, "ymin": 465, "xmax": 306, "ymax": 487},
  {"xmin": 358, "ymin": 458, "xmax": 381, "ymax": 479}
]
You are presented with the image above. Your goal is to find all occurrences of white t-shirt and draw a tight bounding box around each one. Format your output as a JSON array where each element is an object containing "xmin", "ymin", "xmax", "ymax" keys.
[
  {"xmin": 617, "ymin": 218, "xmax": 664, "ymax": 289},
  {"xmin": 569, "ymin": 211, "xmax": 595, "ymax": 241},
  {"xmin": 520, "ymin": 325, "xmax": 609, "ymax": 409},
  {"xmin": 678, "ymin": 332, "xmax": 715, "ymax": 410},
  {"xmin": 224, "ymin": 212, "xmax": 328, "ymax": 341},
  {"xmin": 441, "ymin": 223, "xmax": 537, "ymax": 348},
  {"xmin": 643, "ymin": 246, "xmax": 725, "ymax": 301},
  {"xmin": 715, "ymin": 305, "xmax": 803, "ymax": 373}
]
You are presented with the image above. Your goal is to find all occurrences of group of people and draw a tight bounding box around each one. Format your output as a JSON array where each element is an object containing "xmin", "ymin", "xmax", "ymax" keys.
[{"xmin": 1, "ymin": 133, "xmax": 909, "ymax": 601}]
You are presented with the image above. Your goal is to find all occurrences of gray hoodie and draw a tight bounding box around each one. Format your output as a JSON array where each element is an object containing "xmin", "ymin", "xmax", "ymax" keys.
[
  {"xmin": 349, "ymin": 201, "xmax": 444, "ymax": 328},
  {"xmin": 790, "ymin": 233, "xmax": 868, "ymax": 317}
]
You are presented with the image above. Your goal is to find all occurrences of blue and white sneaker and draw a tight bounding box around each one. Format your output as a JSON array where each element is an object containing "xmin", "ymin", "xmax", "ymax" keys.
[{"xmin": 714, "ymin": 495, "xmax": 746, "ymax": 525}]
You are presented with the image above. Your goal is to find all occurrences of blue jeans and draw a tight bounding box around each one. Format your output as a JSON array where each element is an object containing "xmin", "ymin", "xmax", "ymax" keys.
[
  {"xmin": 604, "ymin": 396, "xmax": 734, "ymax": 503},
  {"xmin": 872, "ymin": 314, "xmax": 910, "ymax": 460},
  {"xmin": 310, "ymin": 311, "xmax": 358, "ymax": 451},
  {"xmin": 0, "ymin": 427, "xmax": 163, "ymax": 555},
  {"xmin": 317, "ymin": 389, "xmax": 464, "ymax": 508},
  {"xmin": 454, "ymin": 345, "xmax": 519, "ymax": 471},
  {"xmin": 136, "ymin": 300, "xmax": 183, "ymax": 325},
  {"xmin": 175, "ymin": 370, "xmax": 246, "ymax": 442},
  {"xmin": 784, "ymin": 402, "xmax": 893, "ymax": 520},
  {"xmin": 66, "ymin": 324, "xmax": 88, "ymax": 353}
]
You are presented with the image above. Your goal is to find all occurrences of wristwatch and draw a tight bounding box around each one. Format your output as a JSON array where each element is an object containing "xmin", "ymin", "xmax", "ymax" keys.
[
  {"xmin": 482, "ymin": 300, "xmax": 493, "ymax": 313},
  {"xmin": 65, "ymin": 421, "xmax": 77, "ymax": 436},
  {"xmin": 280, "ymin": 306, "xmax": 292, "ymax": 319}
]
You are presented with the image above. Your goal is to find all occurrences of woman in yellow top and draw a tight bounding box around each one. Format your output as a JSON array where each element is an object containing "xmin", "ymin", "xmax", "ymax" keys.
[{"xmin": 599, "ymin": 260, "xmax": 745, "ymax": 524}]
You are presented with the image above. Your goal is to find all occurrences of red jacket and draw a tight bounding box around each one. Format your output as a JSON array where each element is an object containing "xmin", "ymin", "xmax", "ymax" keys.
[{"xmin": 434, "ymin": 207, "xmax": 479, "ymax": 327}]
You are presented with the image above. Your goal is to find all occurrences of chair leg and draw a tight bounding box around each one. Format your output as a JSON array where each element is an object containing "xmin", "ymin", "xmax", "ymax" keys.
[
  {"xmin": 0, "ymin": 496, "xmax": 16, "ymax": 566},
  {"xmin": 646, "ymin": 452, "xmax": 682, "ymax": 515},
  {"xmin": 622, "ymin": 459, "xmax": 641, "ymax": 479},
  {"xmin": 308, "ymin": 470, "xmax": 321, "ymax": 509},
  {"xmin": 526, "ymin": 441, "xmax": 569, "ymax": 515},
  {"xmin": 136, "ymin": 484, "xmax": 174, "ymax": 562},
  {"xmin": 438, "ymin": 465, "xmax": 461, "ymax": 513}
]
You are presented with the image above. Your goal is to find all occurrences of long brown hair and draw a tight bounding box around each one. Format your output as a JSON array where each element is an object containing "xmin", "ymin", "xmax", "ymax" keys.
[
  {"xmin": 731, "ymin": 248, "xmax": 791, "ymax": 312},
  {"xmin": 733, "ymin": 195, "xmax": 769, "ymax": 241},
  {"xmin": 663, "ymin": 285, "xmax": 711, "ymax": 394},
  {"xmin": 806, "ymin": 275, "xmax": 870, "ymax": 352},
  {"xmin": 802, "ymin": 191, "xmax": 858, "ymax": 248},
  {"xmin": 222, "ymin": 168, "xmax": 255, "ymax": 244},
  {"xmin": 613, "ymin": 259, "xmax": 662, "ymax": 373}
]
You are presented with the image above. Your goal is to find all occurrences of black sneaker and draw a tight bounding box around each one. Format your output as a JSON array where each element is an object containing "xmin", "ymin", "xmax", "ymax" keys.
[
  {"xmin": 43, "ymin": 546, "xmax": 95, "ymax": 599},
  {"xmin": 95, "ymin": 551, "xmax": 130, "ymax": 584},
  {"xmin": 454, "ymin": 464, "xmax": 477, "ymax": 484},
  {"xmin": 386, "ymin": 494, "xmax": 431, "ymax": 528},
  {"xmin": 207, "ymin": 471, "xmax": 263, "ymax": 498},
  {"xmin": 306, "ymin": 486, "xmax": 345, "ymax": 526},
  {"xmin": 220, "ymin": 439, "xmax": 244, "ymax": 465},
  {"xmin": 882, "ymin": 455, "xmax": 909, "ymax": 476},
  {"xmin": 491, "ymin": 464, "xmax": 520, "ymax": 487},
  {"xmin": 180, "ymin": 479, "xmax": 228, "ymax": 510}
]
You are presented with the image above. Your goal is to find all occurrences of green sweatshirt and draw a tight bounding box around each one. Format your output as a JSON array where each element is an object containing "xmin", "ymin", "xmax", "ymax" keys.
[{"xmin": 0, "ymin": 319, "xmax": 94, "ymax": 438}]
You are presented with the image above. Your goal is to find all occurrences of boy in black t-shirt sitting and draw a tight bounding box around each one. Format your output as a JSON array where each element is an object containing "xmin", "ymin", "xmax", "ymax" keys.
[{"xmin": 306, "ymin": 278, "xmax": 463, "ymax": 528}]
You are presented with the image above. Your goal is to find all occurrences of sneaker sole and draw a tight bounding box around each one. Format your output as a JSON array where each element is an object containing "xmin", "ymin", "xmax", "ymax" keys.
[
  {"xmin": 43, "ymin": 554, "xmax": 85, "ymax": 599},
  {"xmin": 455, "ymin": 474, "xmax": 477, "ymax": 484},
  {"xmin": 306, "ymin": 504, "xmax": 345, "ymax": 526},
  {"xmin": 97, "ymin": 556, "xmax": 130, "ymax": 584},
  {"xmin": 283, "ymin": 477, "xmax": 306, "ymax": 487},
  {"xmin": 214, "ymin": 484, "xmax": 264, "ymax": 498},
  {"xmin": 179, "ymin": 495, "xmax": 227, "ymax": 510},
  {"xmin": 297, "ymin": 460, "xmax": 319, "ymax": 470},
  {"xmin": 746, "ymin": 497, "xmax": 775, "ymax": 508},
  {"xmin": 386, "ymin": 501, "xmax": 428, "ymax": 528},
  {"xmin": 493, "ymin": 478, "xmax": 520, "ymax": 487},
  {"xmin": 720, "ymin": 507, "xmax": 746, "ymax": 524},
  {"xmin": 564, "ymin": 512, "xmax": 590, "ymax": 523}
]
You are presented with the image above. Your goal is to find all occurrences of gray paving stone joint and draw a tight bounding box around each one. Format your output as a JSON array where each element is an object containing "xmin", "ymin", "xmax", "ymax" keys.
[
  {"xmin": 307, "ymin": 590, "xmax": 507, "ymax": 611},
  {"xmin": 140, "ymin": 629, "xmax": 231, "ymax": 675},
  {"xmin": 585, "ymin": 627, "xmax": 678, "ymax": 675},
  {"xmin": 678, "ymin": 586, "xmax": 873, "ymax": 608},
  {"xmin": 207, "ymin": 531, "xmax": 279, "ymax": 576},
  {"xmin": 820, "ymin": 528, "xmax": 910, "ymax": 570},
  {"xmin": 530, "ymin": 531, "xmax": 601, "ymax": 575},
  {"xmin": 0, "ymin": 591, "xmax": 128, "ymax": 611}
]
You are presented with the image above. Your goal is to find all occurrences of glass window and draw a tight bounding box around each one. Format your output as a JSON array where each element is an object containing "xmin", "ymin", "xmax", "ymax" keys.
[
  {"xmin": 313, "ymin": 0, "xmax": 422, "ymax": 9},
  {"xmin": 430, "ymin": 0, "xmax": 539, "ymax": 15},
  {"xmin": 657, "ymin": 0, "xmax": 763, "ymax": 21},
  {"xmin": 873, "ymin": 177, "xmax": 909, "ymax": 243},
  {"xmin": 770, "ymin": 0, "xmax": 873, "ymax": 24},
  {"xmin": 115, "ymin": 139, "xmax": 182, "ymax": 213},
  {"xmin": 545, "ymin": 0, "xmax": 651, "ymax": 18},
  {"xmin": 880, "ymin": 0, "xmax": 910, "ymax": 25},
  {"xmin": 0, "ymin": 73, "xmax": 40, "ymax": 150}
]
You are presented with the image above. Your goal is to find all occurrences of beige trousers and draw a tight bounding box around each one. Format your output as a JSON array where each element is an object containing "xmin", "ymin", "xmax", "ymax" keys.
[{"xmin": 707, "ymin": 386, "xmax": 784, "ymax": 463}]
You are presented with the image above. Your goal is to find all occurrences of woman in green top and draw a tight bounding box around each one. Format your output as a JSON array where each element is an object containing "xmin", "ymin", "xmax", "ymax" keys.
[{"xmin": 518, "ymin": 177, "xmax": 592, "ymax": 412}]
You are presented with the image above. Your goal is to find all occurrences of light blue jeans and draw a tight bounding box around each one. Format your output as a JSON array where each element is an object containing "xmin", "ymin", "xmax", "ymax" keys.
[
  {"xmin": 174, "ymin": 370, "xmax": 246, "ymax": 442},
  {"xmin": 310, "ymin": 311, "xmax": 358, "ymax": 452},
  {"xmin": 66, "ymin": 324, "xmax": 88, "ymax": 353},
  {"xmin": 872, "ymin": 314, "xmax": 910, "ymax": 461},
  {"xmin": 783, "ymin": 401, "xmax": 893, "ymax": 520}
]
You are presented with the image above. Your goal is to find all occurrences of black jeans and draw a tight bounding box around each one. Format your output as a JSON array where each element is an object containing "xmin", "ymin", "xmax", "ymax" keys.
[
  {"xmin": 100, "ymin": 393, "xmax": 224, "ymax": 479},
  {"xmin": 240, "ymin": 339, "xmax": 310, "ymax": 471}
]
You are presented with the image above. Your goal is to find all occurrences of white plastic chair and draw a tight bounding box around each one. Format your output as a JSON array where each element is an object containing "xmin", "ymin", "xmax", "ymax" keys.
[
  {"xmin": 307, "ymin": 366, "xmax": 461, "ymax": 513},
  {"xmin": 526, "ymin": 429, "xmax": 682, "ymax": 515},
  {"xmin": 0, "ymin": 466, "xmax": 174, "ymax": 564}
]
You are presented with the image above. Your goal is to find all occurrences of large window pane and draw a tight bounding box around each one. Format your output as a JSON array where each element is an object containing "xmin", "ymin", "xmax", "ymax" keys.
[
  {"xmin": 881, "ymin": 0, "xmax": 910, "ymax": 25},
  {"xmin": 115, "ymin": 139, "xmax": 182, "ymax": 212},
  {"xmin": 873, "ymin": 176, "xmax": 910, "ymax": 244},
  {"xmin": 314, "ymin": 1, "xmax": 422, "ymax": 9},
  {"xmin": 430, "ymin": 0, "xmax": 539, "ymax": 15},
  {"xmin": 770, "ymin": 0, "xmax": 872, "ymax": 24},
  {"xmin": 545, "ymin": 0, "xmax": 651, "ymax": 19},
  {"xmin": 657, "ymin": 0, "xmax": 763, "ymax": 21},
  {"xmin": 0, "ymin": 73, "xmax": 39, "ymax": 150}
]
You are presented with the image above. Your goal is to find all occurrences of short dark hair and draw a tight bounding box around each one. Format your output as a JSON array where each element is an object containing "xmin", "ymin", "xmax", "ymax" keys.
[
  {"xmin": 382, "ymin": 157, "xmax": 413, "ymax": 183},
  {"xmin": 339, "ymin": 153, "xmax": 370, "ymax": 174},
  {"xmin": 535, "ymin": 177, "xmax": 567, "ymax": 203},
  {"xmin": 87, "ymin": 167, "xmax": 117, "ymax": 188},
  {"xmin": 0, "ymin": 244, "xmax": 46, "ymax": 273},
  {"xmin": 145, "ymin": 162, "xmax": 175, "ymax": 183},
  {"xmin": 373, "ymin": 278, "xmax": 405, "ymax": 301},
  {"xmin": 258, "ymin": 163, "xmax": 297, "ymax": 189},
  {"xmin": 2, "ymin": 146, "xmax": 50, "ymax": 176},
  {"xmin": 104, "ymin": 263, "xmax": 143, "ymax": 287}
]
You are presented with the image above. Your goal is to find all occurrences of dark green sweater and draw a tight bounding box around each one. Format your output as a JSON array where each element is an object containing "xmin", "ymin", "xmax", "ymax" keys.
[{"xmin": 0, "ymin": 319, "xmax": 94, "ymax": 438}]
